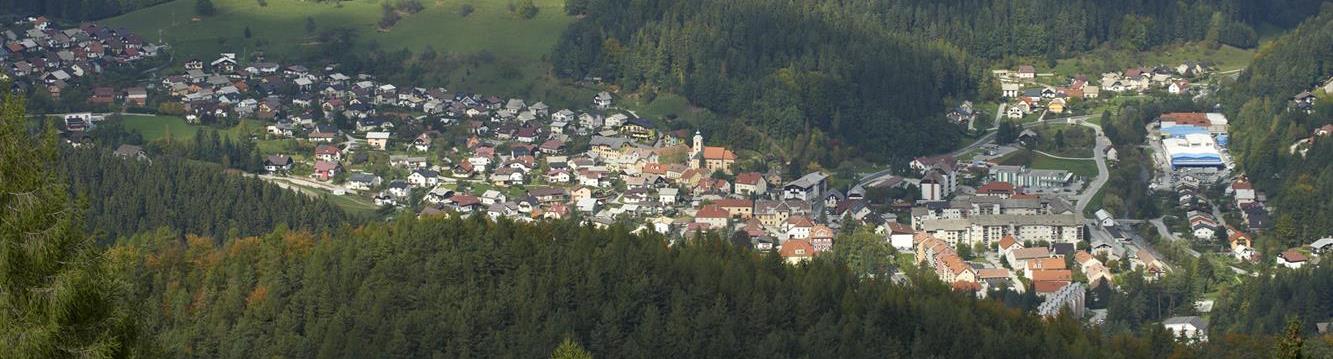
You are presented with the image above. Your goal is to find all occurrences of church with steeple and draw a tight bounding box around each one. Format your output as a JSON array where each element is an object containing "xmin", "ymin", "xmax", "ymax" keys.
[{"xmin": 689, "ymin": 130, "xmax": 737, "ymax": 174}]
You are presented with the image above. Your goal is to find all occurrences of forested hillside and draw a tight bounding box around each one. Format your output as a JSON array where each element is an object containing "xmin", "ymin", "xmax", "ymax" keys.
[
  {"xmin": 60, "ymin": 148, "xmax": 353, "ymax": 240},
  {"xmin": 555, "ymin": 0, "xmax": 1324, "ymax": 164},
  {"xmin": 1221, "ymin": 5, "xmax": 1333, "ymax": 246},
  {"xmin": 1211, "ymin": 263, "xmax": 1332, "ymax": 337},
  {"xmin": 112, "ymin": 215, "xmax": 1193, "ymax": 358},
  {"xmin": 555, "ymin": 0, "xmax": 981, "ymax": 163}
]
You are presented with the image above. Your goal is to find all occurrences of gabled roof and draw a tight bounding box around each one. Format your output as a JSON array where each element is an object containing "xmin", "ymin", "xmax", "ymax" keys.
[
  {"xmin": 1279, "ymin": 250, "xmax": 1308, "ymax": 263},
  {"xmin": 779, "ymin": 239, "xmax": 816, "ymax": 258},
  {"xmin": 696, "ymin": 205, "xmax": 730, "ymax": 219},
  {"xmin": 1010, "ymin": 247, "xmax": 1050, "ymax": 260},
  {"xmin": 701, "ymin": 146, "xmax": 736, "ymax": 161},
  {"xmin": 1030, "ymin": 269, "xmax": 1072, "ymax": 282}
]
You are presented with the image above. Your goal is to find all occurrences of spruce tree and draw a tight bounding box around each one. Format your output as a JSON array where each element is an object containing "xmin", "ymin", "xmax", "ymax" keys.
[{"xmin": 0, "ymin": 90, "xmax": 140, "ymax": 356}]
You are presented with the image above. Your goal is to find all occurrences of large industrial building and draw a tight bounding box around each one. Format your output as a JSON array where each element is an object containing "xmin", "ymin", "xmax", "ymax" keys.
[{"xmin": 1158, "ymin": 113, "xmax": 1230, "ymax": 169}]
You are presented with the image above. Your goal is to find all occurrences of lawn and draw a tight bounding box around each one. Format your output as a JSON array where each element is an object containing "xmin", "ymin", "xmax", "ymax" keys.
[
  {"xmin": 1032, "ymin": 124, "xmax": 1095, "ymax": 158},
  {"xmin": 1048, "ymin": 43, "xmax": 1255, "ymax": 77},
  {"xmin": 1083, "ymin": 186, "xmax": 1106, "ymax": 218},
  {"xmin": 119, "ymin": 114, "xmax": 200, "ymax": 140},
  {"xmin": 1000, "ymin": 150, "xmax": 1099, "ymax": 178},
  {"xmin": 103, "ymin": 0, "xmax": 574, "ymax": 97},
  {"xmin": 118, "ymin": 114, "xmax": 262, "ymax": 141},
  {"xmin": 1031, "ymin": 153, "xmax": 1098, "ymax": 177}
]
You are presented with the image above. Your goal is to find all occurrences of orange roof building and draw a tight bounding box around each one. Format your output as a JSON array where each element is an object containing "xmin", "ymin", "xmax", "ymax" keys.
[{"xmin": 780, "ymin": 239, "xmax": 817, "ymax": 264}]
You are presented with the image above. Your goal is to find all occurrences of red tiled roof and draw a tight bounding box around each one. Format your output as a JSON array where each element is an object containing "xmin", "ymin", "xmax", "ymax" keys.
[
  {"xmin": 695, "ymin": 205, "xmax": 729, "ymax": 219},
  {"xmin": 780, "ymin": 239, "xmax": 816, "ymax": 258},
  {"xmin": 1030, "ymin": 269, "xmax": 1072, "ymax": 282},
  {"xmin": 451, "ymin": 195, "xmax": 480, "ymax": 207},
  {"xmin": 1159, "ymin": 113, "xmax": 1209, "ymax": 126},
  {"xmin": 978, "ymin": 181, "xmax": 1015, "ymax": 195},
  {"xmin": 735, "ymin": 172, "xmax": 763, "ymax": 185},
  {"xmin": 810, "ymin": 225, "xmax": 834, "ymax": 239},
  {"xmin": 702, "ymin": 146, "xmax": 736, "ymax": 161},
  {"xmin": 976, "ymin": 268, "xmax": 1010, "ymax": 279},
  {"xmin": 887, "ymin": 222, "xmax": 913, "ymax": 234},
  {"xmin": 1033, "ymin": 280, "xmax": 1070, "ymax": 294},
  {"xmin": 315, "ymin": 144, "xmax": 340, "ymax": 155},
  {"xmin": 1026, "ymin": 257, "xmax": 1067, "ymax": 271},
  {"xmin": 713, "ymin": 198, "xmax": 753, "ymax": 209},
  {"xmin": 1280, "ymin": 250, "xmax": 1308, "ymax": 263}
]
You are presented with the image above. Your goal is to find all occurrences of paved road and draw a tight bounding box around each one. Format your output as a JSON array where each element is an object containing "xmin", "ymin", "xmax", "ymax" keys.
[
  {"xmin": 256, "ymin": 174, "xmax": 351, "ymax": 195},
  {"xmin": 853, "ymin": 113, "xmax": 1102, "ymax": 192},
  {"xmin": 1032, "ymin": 149, "xmax": 1092, "ymax": 160},
  {"xmin": 1068, "ymin": 117, "xmax": 1110, "ymax": 216},
  {"xmin": 1145, "ymin": 218, "xmax": 1251, "ymax": 275},
  {"xmin": 984, "ymin": 252, "xmax": 1025, "ymax": 294},
  {"xmin": 340, "ymin": 134, "xmax": 359, "ymax": 152}
]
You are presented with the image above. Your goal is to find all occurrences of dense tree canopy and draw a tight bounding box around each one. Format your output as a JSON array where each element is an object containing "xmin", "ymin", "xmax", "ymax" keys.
[
  {"xmin": 2, "ymin": 0, "xmax": 172, "ymax": 22},
  {"xmin": 1, "ymin": 91, "xmax": 142, "ymax": 357},
  {"xmin": 1211, "ymin": 262, "xmax": 1332, "ymax": 337},
  {"xmin": 553, "ymin": 0, "xmax": 1324, "ymax": 165},
  {"xmin": 59, "ymin": 148, "xmax": 353, "ymax": 241},
  {"xmin": 1221, "ymin": 5, "xmax": 1333, "ymax": 243},
  {"xmin": 112, "ymin": 215, "xmax": 1201, "ymax": 358}
]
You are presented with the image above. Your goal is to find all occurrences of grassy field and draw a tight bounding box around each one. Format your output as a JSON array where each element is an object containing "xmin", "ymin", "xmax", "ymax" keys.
[
  {"xmin": 119, "ymin": 115, "xmax": 262, "ymax": 140},
  {"xmin": 104, "ymin": 0, "xmax": 574, "ymax": 96},
  {"xmin": 1083, "ymin": 186, "xmax": 1106, "ymax": 218},
  {"xmin": 1031, "ymin": 153, "xmax": 1098, "ymax": 177},
  {"xmin": 1000, "ymin": 150, "xmax": 1099, "ymax": 178},
  {"xmin": 1048, "ymin": 43, "xmax": 1255, "ymax": 77}
]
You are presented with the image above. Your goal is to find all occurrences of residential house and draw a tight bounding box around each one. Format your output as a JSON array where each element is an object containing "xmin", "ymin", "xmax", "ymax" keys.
[
  {"xmin": 313, "ymin": 160, "xmax": 340, "ymax": 181},
  {"xmin": 714, "ymin": 198, "xmax": 754, "ymax": 219},
  {"xmin": 408, "ymin": 169, "xmax": 441, "ymax": 188},
  {"xmin": 784, "ymin": 172, "xmax": 828, "ymax": 202},
  {"xmin": 886, "ymin": 222, "xmax": 916, "ymax": 252},
  {"xmin": 1163, "ymin": 317, "xmax": 1208, "ymax": 342},
  {"xmin": 366, "ymin": 131, "xmax": 390, "ymax": 150},
  {"xmin": 346, "ymin": 173, "xmax": 382, "ymax": 191},
  {"xmin": 1016, "ymin": 65, "xmax": 1036, "ymax": 79},
  {"xmin": 809, "ymin": 225, "xmax": 834, "ymax": 252},
  {"xmin": 695, "ymin": 205, "xmax": 730, "ymax": 228},
  {"xmin": 263, "ymin": 154, "xmax": 293, "ymax": 173},
  {"xmin": 1277, "ymin": 250, "xmax": 1308, "ymax": 269},
  {"xmin": 593, "ymin": 91, "xmax": 612, "ymax": 109},
  {"xmin": 780, "ymin": 239, "xmax": 817, "ymax": 265},
  {"xmin": 413, "ymin": 133, "xmax": 432, "ymax": 152},
  {"xmin": 734, "ymin": 172, "xmax": 768, "ymax": 197},
  {"xmin": 112, "ymin": 144, "xmax": 147, "ymax": 161},
  {"xmin": 314, "ymin": 144, "xmax": 342, "ymax": 162}
]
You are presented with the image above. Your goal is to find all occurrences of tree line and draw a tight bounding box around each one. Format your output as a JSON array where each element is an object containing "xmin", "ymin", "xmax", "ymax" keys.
[{"xmin": 2, "ymin": 0, "xmax": 171, "ymax": 22}]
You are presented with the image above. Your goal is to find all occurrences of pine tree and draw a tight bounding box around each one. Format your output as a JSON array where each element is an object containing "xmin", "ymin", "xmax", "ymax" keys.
[
  {"xmin": 0, "ymin": 90, "xmax": 140, "ymax": 357},
  {"xmin": 1274, "ymin": 319, "xmax": 1303, "ymax": 359},
  {"xmin": 552, "ymin": 337, "xmax": 593, "ymax": 359}
]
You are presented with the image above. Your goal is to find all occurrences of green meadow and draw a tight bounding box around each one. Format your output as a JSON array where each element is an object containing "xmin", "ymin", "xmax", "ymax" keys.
[{"xmin": 104, "ymin": 0, "xmax": 574, "ymax": 96}]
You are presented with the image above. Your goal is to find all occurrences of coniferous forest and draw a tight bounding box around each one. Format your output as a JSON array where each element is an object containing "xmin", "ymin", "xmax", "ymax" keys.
[
  {"xmin": 60, "ymin": 149, "xmax": 353, "ymax": 241},
  {"xmin": 554, "ymin": 0, "xmax": 1325, "ymax": 163},
  {"xmin": 112, "ymin": 216, "xmax": 1187, "ymax": 358},
  {"xmin": 1221, "ymin": 6, "xmax": 1333, "ymax": 243}
]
